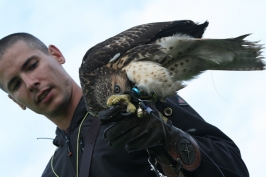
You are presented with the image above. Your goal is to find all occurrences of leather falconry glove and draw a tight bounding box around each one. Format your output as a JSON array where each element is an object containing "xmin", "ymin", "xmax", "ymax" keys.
[{"xmin": 99, "ymin": 104, "xmax": 201, "ymax": 176}]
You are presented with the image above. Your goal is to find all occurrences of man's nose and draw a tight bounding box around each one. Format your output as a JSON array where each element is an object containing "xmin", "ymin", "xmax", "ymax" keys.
[{"xmin": 22, "ymin": 74, "xmax": 40, "ymax": 92}]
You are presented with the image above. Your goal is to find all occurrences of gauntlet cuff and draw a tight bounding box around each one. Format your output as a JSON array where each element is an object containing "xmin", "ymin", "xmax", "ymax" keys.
[{"xmin": 167, "ymin": 126, "xmax": 201, "ymax": 171}]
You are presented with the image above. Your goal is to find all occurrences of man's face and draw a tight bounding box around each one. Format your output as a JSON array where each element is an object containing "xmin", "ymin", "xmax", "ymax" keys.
[{"xmin": 0, "ymin": 41, "xmax": 72, "ymax": 117}]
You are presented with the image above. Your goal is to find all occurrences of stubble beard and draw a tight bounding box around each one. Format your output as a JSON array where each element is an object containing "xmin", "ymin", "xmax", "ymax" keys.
[{"xmin": 46, "ymin": 77, "xmax": 73, "ymax": 120}]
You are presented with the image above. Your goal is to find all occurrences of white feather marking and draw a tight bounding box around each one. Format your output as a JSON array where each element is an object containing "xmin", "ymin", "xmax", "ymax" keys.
[
  {"xmin": 154, "ymin": 34, "xmax": 194, "ymax": 58},
  {"xmin": 154, "ymin": 34, "xmax": 192, "ymax": 48},
  {"xmin": 109, "ymin": 53, "xmax": 121, "ymax": 63}
]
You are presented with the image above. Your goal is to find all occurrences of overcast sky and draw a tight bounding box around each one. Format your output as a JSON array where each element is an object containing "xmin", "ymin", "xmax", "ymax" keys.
[{"xmin": 0, "ymin": 0, "xmax": 265, "ymax": 176}]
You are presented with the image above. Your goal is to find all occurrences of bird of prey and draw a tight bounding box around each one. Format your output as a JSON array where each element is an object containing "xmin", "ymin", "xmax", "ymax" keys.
[{"xmin": 79, "ymin": 20, "xmax": 264, "ymax": 116}]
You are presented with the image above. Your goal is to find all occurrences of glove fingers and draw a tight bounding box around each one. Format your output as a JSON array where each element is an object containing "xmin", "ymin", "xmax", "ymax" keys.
[
  {"xmin": 125, "ymin": 133, "xmax": 163, "ymax": 152},
  {"xmin": 108, "ymin": 121, "xmax": 163, "ymax": 151},
  {"xmin": 104, "ymin": 116, "xmax": 143, "ymax": 141},
  {"xmin": 99, "ymin": 105, "xmax": 128, "ymax": 124},
  {"xmin": 110, "ymin": 130, "xmax": 149, "ymax": 149},
  {"xmin": 103, "ymin": 109, "xmax": 167, "ymax": 152}
]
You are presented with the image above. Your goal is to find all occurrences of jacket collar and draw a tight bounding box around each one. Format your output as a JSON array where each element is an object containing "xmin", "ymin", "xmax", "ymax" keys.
[
  {"xmin": 53, "ymin": 97, "xmax": 87, "ymax": 147},
  {"xmin": 66, "ymin": 97, "xmax": 87, "ymax": 134}
]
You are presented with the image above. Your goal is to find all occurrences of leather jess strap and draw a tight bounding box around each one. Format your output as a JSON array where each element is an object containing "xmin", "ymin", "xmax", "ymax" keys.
[{"xmin": 80, "ymin": 117, "xmax": 101, "ymax": 177}]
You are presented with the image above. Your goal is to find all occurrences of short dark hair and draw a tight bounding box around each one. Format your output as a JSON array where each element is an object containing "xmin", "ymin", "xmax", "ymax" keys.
[{"xmin": 0, "ymin": 33, "xmax": 48, "ymax": 60}]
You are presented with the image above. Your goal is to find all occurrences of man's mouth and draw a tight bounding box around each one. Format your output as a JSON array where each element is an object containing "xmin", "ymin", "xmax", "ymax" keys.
[{"xmin": 37, "ymin": 88, "xmax": 51, "ymax": 103}]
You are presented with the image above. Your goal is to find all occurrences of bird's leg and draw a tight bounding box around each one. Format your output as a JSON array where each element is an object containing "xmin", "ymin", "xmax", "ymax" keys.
[{"xmin": 107, "ymin": 94, "xmax": 136, "ymax": 113}]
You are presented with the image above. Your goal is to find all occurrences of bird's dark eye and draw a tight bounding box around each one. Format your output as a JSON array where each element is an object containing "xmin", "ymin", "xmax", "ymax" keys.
[{"xmin": 114, "ymin": 85, "xmax": 120, "ymax": 93}]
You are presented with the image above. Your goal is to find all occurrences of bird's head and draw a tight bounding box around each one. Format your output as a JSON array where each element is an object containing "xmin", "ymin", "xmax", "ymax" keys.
[
  {"xmin": 80, "ymin": 66, "xmax": 132, "ymax": 116},
  {"xmin": 94, "ymin": 70, "xmax": 132, "ymax": 116}
]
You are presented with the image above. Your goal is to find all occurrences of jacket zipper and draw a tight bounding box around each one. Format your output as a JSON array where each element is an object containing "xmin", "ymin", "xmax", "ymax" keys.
[{"xmin": 61, "ymin": 131, "xmax": 77, "ymax": 175}]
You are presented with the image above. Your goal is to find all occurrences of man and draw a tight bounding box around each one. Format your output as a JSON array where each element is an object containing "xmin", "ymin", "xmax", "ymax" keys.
[{"xmin": 0, "ymin": 33, "xmax": 249, "ymax": 177}]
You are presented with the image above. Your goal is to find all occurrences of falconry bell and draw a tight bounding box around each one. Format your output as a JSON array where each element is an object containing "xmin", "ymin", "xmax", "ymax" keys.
[{"xmin": 137, "ymin": 104, "xmax": 146, "ymax": 118}]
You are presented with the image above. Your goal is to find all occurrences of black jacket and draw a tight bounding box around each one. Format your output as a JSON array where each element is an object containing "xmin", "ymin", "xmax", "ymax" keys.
[{"xmin": 42, "ymin": 95, "xmax": 249, "ymax": 177}]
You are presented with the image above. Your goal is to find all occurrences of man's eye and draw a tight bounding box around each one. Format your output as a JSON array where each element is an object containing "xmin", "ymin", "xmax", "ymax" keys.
[
  {"xmin": 13, "ymin": 81, "xmax": 21, "ymax": 91},
  {"xmin": 29, "ymin": 61, "xmax": 38, "ymax": 71}
]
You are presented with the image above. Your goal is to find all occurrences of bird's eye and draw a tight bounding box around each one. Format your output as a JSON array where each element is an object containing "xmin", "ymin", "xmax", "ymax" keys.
[{"xmin": 114, "ymin": 85, "xmax": 120, "ymax": 93}]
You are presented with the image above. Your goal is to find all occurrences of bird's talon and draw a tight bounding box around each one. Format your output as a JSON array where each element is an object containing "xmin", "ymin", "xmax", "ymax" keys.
[
  {"xmin": 107, "ymin": 94, "xmax": 136, "ymax": 113},
  {"xmin": 126, "ymin": 102, "xmax": 136, "ymax": 113}
]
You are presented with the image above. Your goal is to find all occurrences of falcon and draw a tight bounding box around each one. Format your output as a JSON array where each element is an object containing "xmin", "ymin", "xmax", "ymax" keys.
[{"xmin": 79, "ymin": 20, "xmax": 264, "ymax": 116}]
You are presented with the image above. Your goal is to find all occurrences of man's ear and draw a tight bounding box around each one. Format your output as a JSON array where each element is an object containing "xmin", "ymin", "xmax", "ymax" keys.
[
  {"xmin": 48, "ymin": 45, "xmax": 65, "ymax": 64},
  {"xmin": 8, "ymin": 95, "xmax": 26, "ymax": 110}
]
